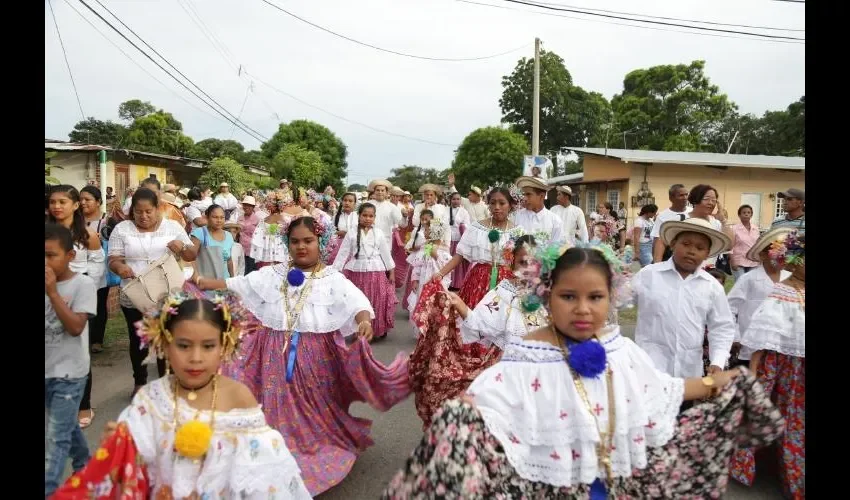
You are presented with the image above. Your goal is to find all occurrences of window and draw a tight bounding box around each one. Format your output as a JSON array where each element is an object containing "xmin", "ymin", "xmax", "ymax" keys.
[
  {"xmin": 774, "ymin": 194, "xmax": 786, "ymax": 220},
  {"xmin": 607, "ymin": 190, "xmax": 620, "ymax": 209},
  {"xmin": 586, "ymin": 190, "xmax": 597, "ymax": 213}
]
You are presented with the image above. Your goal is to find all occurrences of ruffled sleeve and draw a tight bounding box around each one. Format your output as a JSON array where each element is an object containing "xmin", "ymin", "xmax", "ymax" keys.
[{"xmin": 740, "ymin": 283, "xmax": 805, "ymax": 358}]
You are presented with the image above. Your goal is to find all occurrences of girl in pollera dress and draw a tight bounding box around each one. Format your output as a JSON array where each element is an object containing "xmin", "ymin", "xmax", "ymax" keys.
[{"xmin": 404, "ymin": 211, "xmax": 451, "ymax": 326}]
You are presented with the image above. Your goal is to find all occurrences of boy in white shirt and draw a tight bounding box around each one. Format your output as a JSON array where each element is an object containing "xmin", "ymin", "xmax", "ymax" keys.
[{"xmin": 632, "ymin": 218, "xmax": 736, "ymax": 409}]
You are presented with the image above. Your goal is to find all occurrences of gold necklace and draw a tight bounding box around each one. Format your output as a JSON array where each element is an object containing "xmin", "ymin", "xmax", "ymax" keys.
[
  {"xmin": 281, "ymin": 262, "xmax": 324, "ymax": 354},
  {"xmin": 551, "ymin": 327, "xmax": 616, "ymax": 482}
]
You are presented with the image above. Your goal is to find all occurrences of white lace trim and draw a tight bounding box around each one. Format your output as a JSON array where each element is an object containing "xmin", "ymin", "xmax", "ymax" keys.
[
  {"xmin": 461, "ymin": 280, "xmax": 548, "ymax": 349},
  {"xmin": 740, "ymin": 285, "xmax": 805, "ymax": 358},
  {"xmin": 120, "ymin": 378, "xmax": 311, "ymax": 499},
  {"xmin": 225, "ymin": 265, "xmax": 374, "ymax": 335},
  {"xmin": 468, "ymin": 329, "xmax": 684, "ymax": 487},
  {"xmin": 455, "ymin": 222, "xmax": 525, "ymax": 265}
]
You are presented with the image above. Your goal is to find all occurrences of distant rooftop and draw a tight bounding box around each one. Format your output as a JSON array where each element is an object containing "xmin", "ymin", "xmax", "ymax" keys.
[{"xmin": 565, "ymin": 147, "xmax": 804, "ymax": 170}]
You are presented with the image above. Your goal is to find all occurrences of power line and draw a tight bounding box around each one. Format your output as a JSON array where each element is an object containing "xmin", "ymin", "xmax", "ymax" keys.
[
  {"xmin": 230, "ymin": 82, "xmax": 253, "ymax": 139},
  {"xmin": 524, "ymin": 0, "xmax": 804, "ymax": 32},
  {"xmin": 257, "ymin": 0, "xmax": 531, "ymax": 61},
  {"xmin": 497, "ymin": 0, "xmax": 804, "ymax": 41},
  {"xmin": 772, "ymin": 0, "xmax": 804, "ymax": 3},
  {"xmin": 459, "ymin": 1, "xmax": 804, "ymax": 44},
  {"xmin": 48, "ymin": 0, "xmax": 86, "ymax": 120},
  {"xmin": 60, "ymin": 0, "xmax": 224, "ymax": 124},
  {"xmin": 77, "ymin": 0, "xmax": 268, "ymax": 143},
  {"xmin": 176, "ymin": 0, "xmax": 238, "ymax": 71},
  {"xmin": 184, "ymin": 0, "xmax": 239, "ymax": 64},
  {"xmin": 245, "ymin": 71, "xmax": 457, "ymax": 148}
]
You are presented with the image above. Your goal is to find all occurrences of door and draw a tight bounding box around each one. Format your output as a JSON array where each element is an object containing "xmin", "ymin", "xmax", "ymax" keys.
[
  {"xmin": 740, "ymin": 193, "xmax": 762, "ymax": 227},
  {"xmin": 115, "ymin": 165, "xmax": 130, "ymax": 200}
]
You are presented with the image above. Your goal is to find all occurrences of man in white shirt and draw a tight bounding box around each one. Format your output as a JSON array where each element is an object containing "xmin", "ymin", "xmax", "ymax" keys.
[
  {"xmin": 511, "ymin": 176, "xmax": 564, "ymax": 244},
  {"xmin": 446, "ymin": 174, "xmax": 489, "ymax": 222},
  {"xmin": 633, "ymin": 218, "xmax": 735, "ymax": 387},
  {"xmin": 412, "ymin": 183, "xmax": 451, "ymax": 246},
  {"xmin": 214, "ymin": 182, "xmax": 240, "ymax": 220},
  {"xmin": 651, "ymin": 183, "xmax": 692, "ymax": 263},
  {"xmin": 368, "ymin": 179, "xmax": 406, "ymax": 248},
  {"xmin": 549, "ymin": 185, "xmax": 588, "ymax": 246}
]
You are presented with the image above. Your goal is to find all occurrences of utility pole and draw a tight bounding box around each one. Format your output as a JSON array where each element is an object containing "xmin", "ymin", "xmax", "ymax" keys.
[
  {"xmin": 532, "ymin": 37, "xmax": 540, "ymax": 156},
  {"xmin": 725, "ymin": 130, "xmax": 740, "ymax": 154}
]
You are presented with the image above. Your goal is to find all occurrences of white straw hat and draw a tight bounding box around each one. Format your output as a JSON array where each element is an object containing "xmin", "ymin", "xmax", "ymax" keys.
[{"xmin": 660, "ymin": 218, "xmax": 732, "ymax": 258}]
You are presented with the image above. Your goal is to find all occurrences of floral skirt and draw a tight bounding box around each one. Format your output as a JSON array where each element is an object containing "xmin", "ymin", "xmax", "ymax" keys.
[
  {"xmin": 458, "ymin": 262, "xmax": 514, "ymax": 309},
  {"xmin": 392, "ymin": 229, "xmax": 409, "ymax": 289},
  {"xmin": 449, "ymin": 241, "xmax": 470, "ymax": 289},
  {"xmin": 383, "ymin": 369, "xmax": 785, "ymax": 499},
  {"xmin": 730, "ymin": 352, "xmax": 805, "ymax": 499},
  {"xmin": 408, "ymin": 281, "xmax": 502, "ymax": 429},
  {"xmin": 344, "ymin": 269, "xmax": 398, "ymax": 337},
  {"xmin": 223, "ymin": 329, "xmax": 411, "ymax": 496}
]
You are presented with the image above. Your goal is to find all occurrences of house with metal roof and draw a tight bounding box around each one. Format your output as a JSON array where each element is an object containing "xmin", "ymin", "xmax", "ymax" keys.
[{"xmin": 548, "ymin": 148, "xmax": 804, "ymax": 230}]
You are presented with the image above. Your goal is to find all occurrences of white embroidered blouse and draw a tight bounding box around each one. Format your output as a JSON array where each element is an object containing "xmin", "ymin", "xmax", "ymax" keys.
[
  {"xmin": 332, "ymin": 227, "xmax": 395, "ymax": 273},
  {"xmin": 225, "ymin": 264, "xmax": 375, "ymax": 335},
  {"xmin": 461, "ymin": 279, "xmax": 549, "ymax": 348},
  {"xmin": 467, "ymin": 327, "xmax": 684, "ymax": 488},
  {"xmin": 119, "ymin": 377, "xmax": 311, "ymax": 500},
  {"xmin": 455, "ymin": 220, "xmax": 525, "ymax": 266},
  {"xmin": 739, "ymin": 282, "xmax": 805, "ymax": 358}
]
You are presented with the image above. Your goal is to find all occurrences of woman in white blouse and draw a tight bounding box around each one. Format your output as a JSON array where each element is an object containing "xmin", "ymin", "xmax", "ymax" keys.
[
  {"xmin": 108, "ymin": 188, "xmax": 197, "ymax": 397},
  {"xmin": 332, "ymin": 202, "xmax": 397, "ymax": 340}
]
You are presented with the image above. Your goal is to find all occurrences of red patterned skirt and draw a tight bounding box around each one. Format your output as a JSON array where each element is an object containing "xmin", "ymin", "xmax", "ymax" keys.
[
  {"xmin": 458, "ymin": 262, "xmax": 514, "ymax": 309},
  {"xmin": 408, "ymin": 280, "xmax": 503, "ymax": 429},
  {"xmin": 392, "ymin": 229, "xmax": 408, "ymax": 289},
  {"xmin": 344, "ymin": 269, "xmax": 398, "ymax": 338},
  {"xmin": 730, "ymin": 352, "xmax": 805, "ymax": 499}
]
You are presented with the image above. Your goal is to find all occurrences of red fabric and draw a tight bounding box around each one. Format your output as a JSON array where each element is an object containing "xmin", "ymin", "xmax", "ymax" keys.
[
  {"xmin": 52, "ymin": 423, "xmax": 149, "ymax": 500},
  {"xmin": 408, "ymin": 280, "xmax": 502, "ymax": 429},
  {"xmin": 730, "ymin": 352, "xmax": 805, "ymax": 499},
  {"xmin": 457, "ymin": 262, "xmax": 514, "ymax": 309}
]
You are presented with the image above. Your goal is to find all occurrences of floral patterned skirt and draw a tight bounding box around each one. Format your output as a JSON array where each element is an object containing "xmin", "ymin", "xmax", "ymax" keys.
[
  {"xmin": 408, "ymin": 281, "xmax": 502, "ymax": 429},
  {"xmin": 730, "ymin": 352, "xmax": 804, "ymax": 499},
  {"xmin": 384, "ymin": 369, "xmax": 785, "ymax": 499},
  {"xmin": 392, "ymin": 229, "xmax": 409, "ymax": 289},
  {"xmin": 458, "ymin": 262, "xmax": 514, "ymax": 309}
]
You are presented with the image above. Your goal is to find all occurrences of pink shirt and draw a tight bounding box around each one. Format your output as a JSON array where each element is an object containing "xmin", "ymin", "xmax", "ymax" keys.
[
  {"xmin": 731, "ymin": 223, "xmax": 761, "ymax": 268},
  {"xmin": 238, "ymin": 212, "xmax": 260, "ymax": 255}
]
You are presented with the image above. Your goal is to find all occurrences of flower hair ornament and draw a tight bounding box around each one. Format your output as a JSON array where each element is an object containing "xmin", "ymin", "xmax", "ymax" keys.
[
  {"xmin": 500, "ymin": 233, "xmax": 536, "ymax": 267},
  {"xmin": 768, "ymin": 230, "xmax": 805, "ymax": 268},
  {"xmin": 483, "ymin": 183, "xmax": 523, "ymax": 207},
  {"xmin": 279, "ymin": 214, "xmax": 333, "ymax": 260},
  {"xmin": 134, "ymin": 288, "xmax": 248, "ymax": 363}
]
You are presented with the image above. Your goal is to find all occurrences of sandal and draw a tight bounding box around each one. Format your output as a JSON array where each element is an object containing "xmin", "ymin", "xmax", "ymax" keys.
[{"xmin": 78, "ymin": 409, "xmax": 95, "ymax": 429}]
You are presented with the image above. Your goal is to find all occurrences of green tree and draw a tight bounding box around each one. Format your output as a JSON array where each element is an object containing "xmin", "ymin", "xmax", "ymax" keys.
[
  {"xmin": 68, "ymin": 118, "xmax": 127, "ymax": 146},
  {"xmin": 708, "ymin": 96, "xmax": 804, "ymax": 156},
  {"xmin": 611, "ymin": 60, "xmax": 736, "ymax": 151},
  {"xmin": 199, "ymin": 157, "xmax": 251, "ymax": 194},
  {"xmin": 500, "ymin": 50, "xmax": 611, "ymax": 153},
  {"xmin": 387, "ymin": 165, "xmax": 448, "ymax": 193},
  {"xmin": 271, "ymin": 144, "xmax": 328, "ymax": 190},
  {"xmin": 347, "ymin": 183, "xmax": 367, "ymax": 192},
  {"xmin": 452, "ymin": 127, "xmax": 527, "ymax": 192},
  {"xmin": 261, "ymin": 120, "xmax": 348, "ymax": 192},
  {"xmin": 125, "ymin": 111, "xmax": 194, "ymax": 156},
  {"xmin": 236, "ymin": 149, "xmax": 271, "ymax": 169},
  {"xmin": 118, "ymin": 99, "xmax": 156, "ymax": 122},
  {"xmin": 189, "ymin": 138, "xmax": 245, "ymax": 160}
]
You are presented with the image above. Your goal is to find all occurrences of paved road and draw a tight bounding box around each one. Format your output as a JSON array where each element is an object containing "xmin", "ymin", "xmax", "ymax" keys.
[{"xmin": 60, "ymin": 306, "xmax": 781, "ymax": 499}]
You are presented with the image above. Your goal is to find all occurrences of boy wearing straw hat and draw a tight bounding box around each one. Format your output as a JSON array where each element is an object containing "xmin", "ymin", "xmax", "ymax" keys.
[
  {"xmin": 511, "ymin": 176, "xmax": 564, "ymax": 244},
  {"xmin": 726, "ymin": 227, "xmax": 793, "ymax": 368},
  {"xmin": 632, "ymin": 218, "xmax": 737, "ymax": 391}
]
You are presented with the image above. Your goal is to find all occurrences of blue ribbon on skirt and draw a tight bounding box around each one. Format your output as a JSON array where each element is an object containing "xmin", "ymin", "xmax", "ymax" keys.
[{"xmin": 285, "ymin": 331, "xmax": 300, "ymax": 383}]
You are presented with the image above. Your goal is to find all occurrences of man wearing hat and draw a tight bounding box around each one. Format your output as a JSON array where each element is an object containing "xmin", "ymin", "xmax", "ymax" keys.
[
  {"xmin": 233, "ymin": 195, "xmax": 260, "ymax": 274},
  {"xmin": 279, "ymin": 178, "xmax": 290, "ymax": 191},
  {"xmin": 550, "ymin": 185, "xmax": 588, "ymax": 246},
  {"xmin": 214, "ymin": 182, "xmax": 239, "ymax": 220},
  {"xmin": 632, "ymin": 218, "xmax": 737, "ymax": 390},
  {"xmin": 446, "ymin": 173, "xmax": 488, "ymax": 222},
  {"xmin": 510, "ymin": 176, "xmax": 564, "ymax": 244},
  {"xmin": 159, "ymin": 192, "xmax": 187, "ymax": 227},
  {"xmin": 413, "ymin": 183, "xmax": 451, "ymax": 246},
  {"xmin": 771, "ymin": 188, "xmax": 805, "ymax": 232},
  {"xmin": 368, "ymin": 179, "xmax": 406, "ymax": 248},
  {"xmin": 726, "ymin": 227, "xmax": 793, "ymax": 370}
]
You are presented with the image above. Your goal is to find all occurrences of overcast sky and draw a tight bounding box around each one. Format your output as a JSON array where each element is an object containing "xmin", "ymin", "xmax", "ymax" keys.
[{"xmin": 45, "ymin": 0, "xmax": 805, "ymax": 186}]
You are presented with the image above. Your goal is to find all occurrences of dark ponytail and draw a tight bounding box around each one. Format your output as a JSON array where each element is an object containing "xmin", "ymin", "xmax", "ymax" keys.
[
  {"xmin": 355, "ymin": 202, "xmax": 376, "ymax": 259},
  {"xmin": 48, "ymin": 185, "xmax": 89, "ymax": 248}
]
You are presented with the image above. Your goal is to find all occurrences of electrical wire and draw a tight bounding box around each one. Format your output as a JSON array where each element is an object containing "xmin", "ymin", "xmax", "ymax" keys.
[
  {"xmin": 458, "ymin": 0, "xmax": 804, "ymax": 44},
  {"xmin": 497, "ymin": 0, "xmax": 804, "ymax": 41},
  {"xmin": 77, "ymin": 0, "xmax": 268, "ymax": 143},
  {"xmin": 48, "ymin": 0, "xmax": 86, "ymax": 120},
  {"xmin": 257, "ymin": 0, "xmax": 530, "ymax": 61},
  {"xmin": 245, "ymin": 71, "xmax": 457, "ymax": 147},
  {"xmin": 60, "ymin": 0, "xmax": 225, "ymax": 124},
  {"xmin": 230, "ymin": 82, "xmax": 253, "ymax": 139},
  {"xmin": 84, "ymin": 0, "xmax": 269, "ymax": 142},
  {"xmin": 176, "ymin": 0, "xmax": 238, "ymax": 71},
  {"xmin": 524, "ymin": 0, "xmax": 804, "ymax": 32}
]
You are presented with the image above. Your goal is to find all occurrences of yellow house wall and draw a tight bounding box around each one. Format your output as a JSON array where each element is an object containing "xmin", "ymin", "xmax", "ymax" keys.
[
  {"xmin": 582, "ymin": 156, "xmax": 631, "ymax": 182},
  {"xmin": 624, "ymin": 163, "xmax": 804, "ymax": 229}
]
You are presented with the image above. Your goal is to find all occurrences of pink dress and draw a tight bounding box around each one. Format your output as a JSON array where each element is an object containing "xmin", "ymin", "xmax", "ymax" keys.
[{"xmin": 220, "ymin": 265, "xmax": 411, "ymax": 496}]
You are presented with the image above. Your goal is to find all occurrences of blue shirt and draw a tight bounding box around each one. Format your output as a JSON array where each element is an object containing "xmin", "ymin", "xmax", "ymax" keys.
[{"xmin": 191, "ymin": 227, "xmax": 235, "ymax": 278}]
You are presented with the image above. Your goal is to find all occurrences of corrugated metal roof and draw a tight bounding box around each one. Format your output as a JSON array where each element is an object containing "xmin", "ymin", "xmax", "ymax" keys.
[
  {"xmin": 44, "ymin": 141, "xmax": 208, "ymax": 165},
  {"xmin": 547, "ymin": 173, "xmax": 584, "ymax": 184},
  {"xmin": 566, "ymin": 147, "xmax": 805, "ymax": 170}
]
